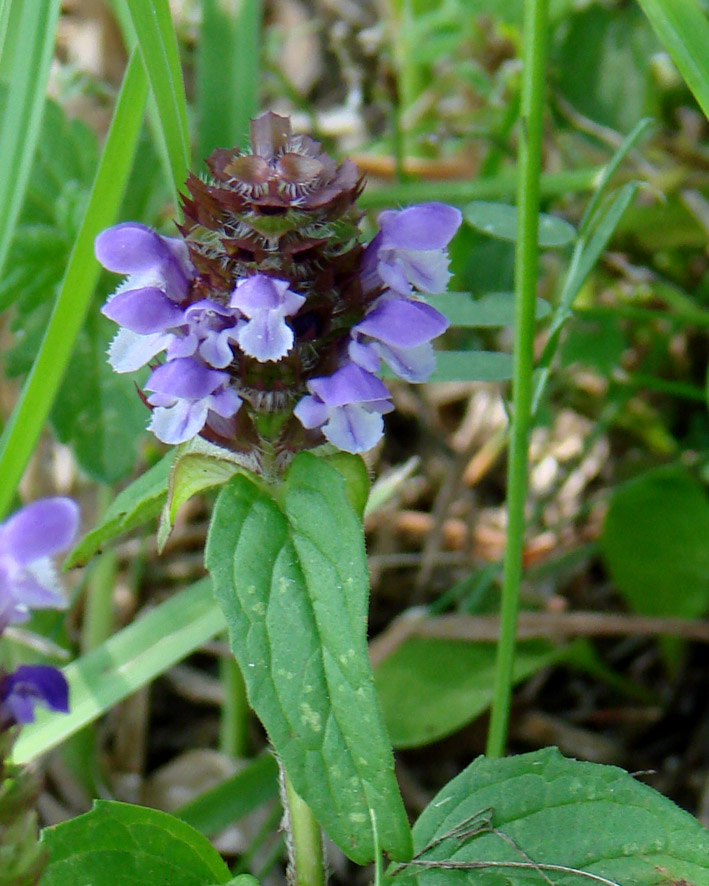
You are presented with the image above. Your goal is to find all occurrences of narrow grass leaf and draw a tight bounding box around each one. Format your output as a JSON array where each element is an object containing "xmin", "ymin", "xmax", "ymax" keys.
[
  {"xmin": 125, "ymin": 0, "xmax": 190, "ymax": 198},
  {"xmin": 0, "ymin": 0, "xmax": 61, "ymax": 277},
  {"xmin": 638, "ymin": 0, "xmax": 709, "ymax": 124},
  {"xmin": 0, "ymin": 50, "xmax": 148, "ymax": 519},
  {"xmin": 412, "ymin": 351, "xmax": 514, "ymax": 383},
  {"xmin": 66, "ymin": 451, "xmax": 174, "ymax": 568},
  {"xmin": 206, "ymin": 454, "xmax": 412, "ymax": 863},
  {"xmin": 12, "ymin": 579, "xmax": 225, "ymax": 765},
  {"xmin": 198, "ymin": 0, "xmax": 262, "ymax": 163}
]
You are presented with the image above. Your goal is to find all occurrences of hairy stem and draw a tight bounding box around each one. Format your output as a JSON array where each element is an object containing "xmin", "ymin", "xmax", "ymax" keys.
[{"xmin": 283, "ymin": 770, "xmax": 325, "ymax": 886}]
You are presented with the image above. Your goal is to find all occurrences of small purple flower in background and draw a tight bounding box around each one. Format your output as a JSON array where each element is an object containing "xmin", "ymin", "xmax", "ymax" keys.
[
  {"xmin": 96, "ymin": 113, "xmax": 463, "ymax": 465},
  {"xmin": 0, "ymin": 498, "xmax": 77, "ymax": 730},
  {"xmin": 0, "ymin": 498, "xmax": 79, "ymax": 628},
  {"xmin": 0, "ymin": 665, "xmax": 69, "ymax": 726}
]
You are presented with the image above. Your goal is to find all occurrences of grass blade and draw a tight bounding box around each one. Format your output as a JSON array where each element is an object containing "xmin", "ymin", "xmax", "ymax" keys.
[
  {"xmin": 0, "ymin": 0, "xmax": 60, "ymax": 277},
  {"xmin": 638, "ymin": 0, "xmax": 709, "ymax": 123},
  {"xmin": 0, "ymin": 51, "xmax": 148, "ymax": 519},
  {"xmin": 198, "ymin": 0, "xmax": 262, "ymax": 163},
  {"xmin": 12, "ymin": 579, "xmax": 226, "ymax": 764},
  {"xmin": 125, "ymin": 0, "xmax": 190, "ymax": 198}
]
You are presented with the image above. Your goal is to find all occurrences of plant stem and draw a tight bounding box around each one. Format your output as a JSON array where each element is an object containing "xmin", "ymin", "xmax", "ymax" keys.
[
  {"xmin": 219, "ymin": 654, "xmax": 249, "ymax": 758},
  {"xmin": 81, "ymin": 486, "xmax": 117, "ymax": 653},
  {"xmin": 284, "ymin": 772, "xmax": 325, "ymax": 886},
  {"xmin": 486, "ymin": 0, "xmax": 549, "ymax": 759}
]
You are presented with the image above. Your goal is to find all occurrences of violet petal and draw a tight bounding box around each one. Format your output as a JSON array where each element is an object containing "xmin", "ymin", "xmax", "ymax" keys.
[
  {"xmin": 0, "ymin": 499, "xmax": 78, "ymax": 565},
  {"xmin": 1, "ymin": 665, "xmax": 69, "ymax": 724},
  {"xmin": 322, "ymin": 404, "xmax": 385, "ymax": 453},
  {"xmin": 108, "ymin": 328, "xmax": 171, "ymax": 373},
  {"xmin": 379, "ymin": 203, "xmax": 462, "ymax": 250},
  {"xmin": 102, "ymin": 287, "xmax": 185, "ymax": 335},
  {"xmin": 308, "ymin": 363, "xmax": 390, "ymax": 407},
  {"xmin": 146, "ymin": 358, "xmax": 228, "ymax": 400},
  {"xmin": 355, "ymin": 298, "xmax": 449, "ymax": 348},
  {"xmin": 148, "ymin": 399, "xmax": 210, "ymax": 445}
]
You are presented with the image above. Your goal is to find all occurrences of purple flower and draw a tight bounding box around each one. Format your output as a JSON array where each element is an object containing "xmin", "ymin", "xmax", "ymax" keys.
[
  {"xmin": 97, "ymin": 223, "xmax": 197, "ymax": 373},
  {"xmin": 0, "ymin": 498, "xmax": 79, "ymax": 629},
  {"xmin": 229, "ymin": 275, "xmax": 305, "ymax": 363},
  {"xmin": 145, "ymin": 358, "xmax": 242, "ymax": 445},
  {"xmin": 294, "ymin": 362, "xmax": 394, "ymax": 453},
  {"xmin": 361, "ymin": 202, "xmax": 462, "ymax": 297},
  {"xmin": 0, "ymin": 665, "xmax": 69, "ymax": 726},
  {"xmin": 349, "ymin": 295, "xmax": 449, "ymax": 383},
  {"xmin": 170, "ymin": 300, "xmax": 243, "ymax": 368}
]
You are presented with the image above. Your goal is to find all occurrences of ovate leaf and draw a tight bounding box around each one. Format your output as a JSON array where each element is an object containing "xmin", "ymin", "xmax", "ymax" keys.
[
  {"xmin": 434, "ymin": 291, "xmax": 551, "ymax": 328},
  {"xmin": 601, "ymin": 464, "xmax": 709, "ymax": 619},
  {"xmin": 375, "ymin": 638, "xmax": 563, "ymax": 749},
  {"xmin": 396, "ymin": 747, "xmax": 709, "ymax": 886},
  {"xmin": 206, "ymin": 453, "xmax": 412, "ymax": 864},
  {"xmin": 464, "ymin": 201, "xmax": 576, "ymax": 247},
  {"xmin": 428, "ymin": 351, "xmax": 513, "ymax": 383},
  {"xmin": 40, "ymin": 800, "xmax": 232, "ymax": 885}
]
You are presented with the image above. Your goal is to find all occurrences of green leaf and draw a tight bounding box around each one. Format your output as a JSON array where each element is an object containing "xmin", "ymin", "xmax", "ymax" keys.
[
  {"xmin": 124, "ymin": 0, "xmax": 189, "ymax": 200},
  {"xmin": 0, "ymin": 49, "xmax": 148, "ymax": 519},
  {"xmin": 40, "ymin": 800, "xmax": 232, "ymax": 885},
  {"xmin": 601, "ymin": 464, "xmax": 709, "ymax": 619},
  {"xmin": 65, "ymin": 451, "xmax": 174, "ymax": 568},
  {"xmin": 0, "ymin": 0, "xmax": 61, "ymax": 278},
  {"xmin": 12, "ymin": 579, "xmax": 225, "ymax": 764},
  {"xmin": 50, "ymin": 314, "xmax": 148, "ymax": 483},
  {"xmin": 554, "ymin": 3, "xmax": 659, "ymax": 132},
  {"xmin": 435, "ymin": 291, "xmax": 550, "ymax": 328},
  {"xmin": 206, "ymin": 454, "xmax": 412, "ymax": 864},
  {"xmin": 158, "ymin": 439, "xmax": 249, "ymax": 551},
  {"xmin": 395, "ymin": 747, "xmax": 709, "ymax": 886},
  {"xmin": 375, "ymin": 638, "xmax": 563, "ymax": 749},
  {"xmin": 637, "ymin": 0, "xmax": 709, "ymax": 125},
  {"xmin": 464, "ymin": 201, "xmax": 576, "ymax": 247},
  {"xmin": 176, "ymin": 753, "xmax": 279, "ymax": 836},
  {"xmin": 426, "ymin": 351, "xmax": 513, "ymax": 383},
  {"xmin": 321, "ymin": 452, "xmax": 370, "ymax": 519},
  {"xmin": 197, "ymin": 0, "xmax": 261, "ymax": 164}
]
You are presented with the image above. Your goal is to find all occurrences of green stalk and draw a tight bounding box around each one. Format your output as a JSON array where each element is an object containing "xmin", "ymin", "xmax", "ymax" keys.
[
  {"xmin": 485, "ymin": 0, "xmax": 549, "ymax": 759},
  {"xmin": 284, "ymin": 772, "xmax": 325, "ymax": 886},
  {"xmin": 81, "ymin": 486, "xmax": 117, "ymax": 653},
  {"xmin": 219, "ymin": 654, "xmax": 249, "ymax": 758}
]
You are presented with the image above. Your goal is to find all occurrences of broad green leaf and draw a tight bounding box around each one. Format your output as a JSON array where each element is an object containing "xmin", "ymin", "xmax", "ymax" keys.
[
  {"xmin": 206, "ymin": 454, "xmax": 412, "ymax": 863},
  {"xmin": 394, "ymin": 747, "xmax": 709, "ymax": 886},
  {"xmin": 554, "ymin": 3, "xmax": 659, "ymax": 132},
  {"xmin": 0, "ymin": 0, "xmax": 61, "ymax": 278},
  {"xmin": 464, "ymin": 201, "xmax": 576, "ymax": 247},
  {"xmin": 426, "ymin": 351, "xmax": 513, "ymax": 383},
  {"xmin": 601, "ymin": 464, "xmax": 709, "ymax": 619},
  {"xmin": 375, "ymin": 638, "xmax": 563, "ymax": 749},
  {"xmin": 40, "ymin": 800, "xmax": 232, "ymax": 885},
  {"xmin": 322, "ymin": 452, "xmax": 370, "ymax": 519},
  {"xmin": 12, "ymin": 580, "xmax": 225, "ymax": 764},
  {"xmin": 0, "ymin": 49, "xmax": 148, "ymax": 519},
  {"xmin": 50, "ymin": 314, "xmax": 148, "ymax": 483},
  {"xmin": 435, "ymin": 291, "xmax": 550, "ymax": 328},
  {"xmin": 158, "ymin": 438, "xmax": 249, "ymax": 550},
  {"xmin": 124, "ymin": 0, "xmax": 189, "ymax": 200},
  {"xmin": 65, "ymin": 451, "xmax": 174, "ymax": 568},
  {"xmin": 638, "ymin": 0, "xmax": 709, "ymax": 125},
  {"xmin": 176, "ymin": 753, "xmax": 279, "ymax": 836}
]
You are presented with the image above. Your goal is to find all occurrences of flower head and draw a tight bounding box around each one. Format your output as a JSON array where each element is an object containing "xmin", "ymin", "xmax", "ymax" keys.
[
  {"xmin": 96, "ymin": 113, "xmax": 462, "ymax": 466},
  {"xmin": 0, "ymin": 498, "xmax": 79, "ymax": 629}
]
